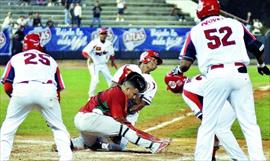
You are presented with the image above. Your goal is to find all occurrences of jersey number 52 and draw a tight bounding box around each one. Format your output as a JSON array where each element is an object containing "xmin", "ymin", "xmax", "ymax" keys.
[{"xmin": 204, "ymin": 26, "xmax": 236, "ymax": 49}]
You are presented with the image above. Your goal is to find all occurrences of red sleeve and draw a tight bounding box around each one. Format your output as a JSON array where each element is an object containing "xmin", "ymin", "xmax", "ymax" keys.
[
  {"xmin": 82, "ymin": 51, "xmax": 89, "ymax": 58},
  {"xmin": 54, "ymin": 67, "xmax": 65, "ymax": 91},
  {"xmin": 3, "ymin": 82, "xmax": 13, "ymax": 97}
]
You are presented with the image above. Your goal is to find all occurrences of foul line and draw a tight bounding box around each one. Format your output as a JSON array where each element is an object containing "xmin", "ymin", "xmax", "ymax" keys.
[
  {"xmin": 144, "ymin": 112, "xmax": 194, "ymax": 132},
  {"xmin": 16, "ymin": 113, "xmax": 193, "ymax": 144}
]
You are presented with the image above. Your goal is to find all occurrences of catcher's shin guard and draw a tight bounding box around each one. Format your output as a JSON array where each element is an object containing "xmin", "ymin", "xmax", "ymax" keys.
[{"xmin": 118, "ymin": 124, "xmax": 170, "ymax": 153}]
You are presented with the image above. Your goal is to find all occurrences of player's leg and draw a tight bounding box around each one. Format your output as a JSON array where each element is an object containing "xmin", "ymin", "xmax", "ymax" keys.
[
  {"xmin": 0, "ymin": 97, "xmax": 32, "ymax": 160},
  {"xmin": 39, "ymin": 96, "xmax": 72, "ymax": 161},
  {"xmin": 89, "ymin": 64, "xmax": 100, "ymax": 97},
  {"xmin": 194, "ymin": 74, "xmax": 231, "ymax": 160},
  {"xmin": 100, "ymin": 64, "xmax": 113, "ymax": 87},
  {"xmin": 71, "ymin": 133, "xmax": 98, "ymax": 150},
  {"xmin": 229, "ymin": 74, "xmax": 266, "ymax": 160},
  {"xmin": 114, "ymin": 112, "xmax": 139, "ymax": 150},
  {"xmin": 74, "ymin": 112, "xmax": 170, "ymax": 153},
  {"xmin": 215, "ymin": 101, "xmax": 248, "ymax": 160}
]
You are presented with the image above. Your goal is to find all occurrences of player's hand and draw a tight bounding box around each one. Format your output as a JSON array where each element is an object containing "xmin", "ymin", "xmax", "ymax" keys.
[
  {"xmin": 257, "ymin": 64, "xmax": 270, "ymax": 75},
  {"xmin": 170, "ymin": 65, "xmax": 183, "ymax": 76}
]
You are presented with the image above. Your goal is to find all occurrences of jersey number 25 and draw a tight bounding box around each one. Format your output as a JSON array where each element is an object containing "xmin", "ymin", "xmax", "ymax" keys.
[
  {"xmin": 24, "ymin": 53, "xmax": 50, "ymax": 65},
  {"xmin": 204, "ymin": 26, "xmax": 236, "ymax": 49}
]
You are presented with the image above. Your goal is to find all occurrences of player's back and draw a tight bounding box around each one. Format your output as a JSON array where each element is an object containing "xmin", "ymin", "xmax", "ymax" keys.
[
  {"xmin": 191, "ymin": 16, "xmax": 250, "ymax": 74},
  {"xmin": 10, "ymin": 49, "xmax": 58, "ymax": 84}
]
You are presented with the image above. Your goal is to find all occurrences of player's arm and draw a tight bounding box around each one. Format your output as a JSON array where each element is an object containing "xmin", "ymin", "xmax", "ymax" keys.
[
  {"xmin": 172, "ymin": 33, "xmax": 196, "ymax": 75},
  {"xmin": 1, "ymin": 61, "xmax": 15, "ymax": 97},
  {"xmin": 82, "ymin": 41, "xmax": 94, "ymax": 59},
  {"xmin": 243, "ymin": 25, "xmax": 270, "ymax": 75},
  {"xmin": 108, "ymin": 43, "xmax": 117, "ymax": 69},
  {"xmin": 54, "ymin": 67, "xmax": 65, "ymax": 102}
]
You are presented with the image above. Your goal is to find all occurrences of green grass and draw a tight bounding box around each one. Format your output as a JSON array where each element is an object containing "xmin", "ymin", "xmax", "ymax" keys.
[{"xmin": 0, "ymin": 65, "xmax": 269, "ymax": 139}]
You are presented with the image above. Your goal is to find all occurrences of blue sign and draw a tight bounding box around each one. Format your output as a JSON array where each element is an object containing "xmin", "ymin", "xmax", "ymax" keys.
[
  {"xmin": 0, "ymin": 29, "xmax": 11, "ymax": 56},
  {"xmin": 24, "ymin": 27, "xmax": 190, "ymax": 52},
  {"xmin": 0, "ymin": 27, "xmax": 191, "ymax": 56}
]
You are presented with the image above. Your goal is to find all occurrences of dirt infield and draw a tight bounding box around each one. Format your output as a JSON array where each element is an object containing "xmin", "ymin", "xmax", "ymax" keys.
[{"xmin": 10, "ymin": 135, "xmax": 270, "ymax": 161}]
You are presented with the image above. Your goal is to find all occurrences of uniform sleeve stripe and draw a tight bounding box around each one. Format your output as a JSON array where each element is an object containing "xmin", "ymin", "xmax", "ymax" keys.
[
  {"xmin": 183, "ymin": 90, "xmax": 203, "ymax": 110},
  {"xmin": 2, "ymin": 61, "xmax": 12, "ymax": 82},
  {"xmin": 179, "ymin": 55, "xmax": 195, "ymax": 62},
  {"xmin": 243, "ymin": 25, "xmax": 256, "ymax": 40},
  {"xmin": 182, "ymin": 32, "xmax": 191, "ymax": 56},
  {"xmin": 142, "ymin": 97, "xmax": 151, "ymax": 105},
  {"xmin": 55, "ymin": 67, "xmax": 65, "ymax": 91}
]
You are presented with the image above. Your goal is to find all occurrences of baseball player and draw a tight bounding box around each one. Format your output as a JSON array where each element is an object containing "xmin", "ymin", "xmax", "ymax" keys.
[
  {"xmin": 65, "ymin": 50, "xmax": 163, "ymax": 152},
  {"xmin": 164, "ymin": 73, "xmax": 248, "ymax": 161},
  {"xmin": 106, "ymin": 50, "xmax": 163, "ymax": 150},
  {"xmin": 82, "ymin": 27, "xmax": 117, "ymax": 97},
  {"xmin": 70, "ymin": 72, "xmax": 170, "ymax": 153},
  {"xmin": 171, "ymin": 0, "xmax": 270, "ymax": 160},
  {"xmin": 0, "ymin": 33, "xmax": 72, "ymax": 161}
]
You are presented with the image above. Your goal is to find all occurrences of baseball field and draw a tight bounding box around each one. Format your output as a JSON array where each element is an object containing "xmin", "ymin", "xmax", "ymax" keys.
[{"xmin": 0, "ymin": 60, "xmax": 269, "ymax": 161}]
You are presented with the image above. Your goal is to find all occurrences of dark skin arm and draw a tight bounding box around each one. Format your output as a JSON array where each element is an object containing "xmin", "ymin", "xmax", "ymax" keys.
[{"xmin": 179, "ymin": 59, "xmax": 193, "ymax": 73}]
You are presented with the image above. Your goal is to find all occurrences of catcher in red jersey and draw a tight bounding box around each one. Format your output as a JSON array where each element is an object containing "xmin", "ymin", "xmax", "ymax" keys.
[
  {"xmin": 69, "ymin": 72, "xmax": 170, "ymax": 153},
  {"xmin": 0, "ymin": 33, "xmax": 72, "ymax": 161}
]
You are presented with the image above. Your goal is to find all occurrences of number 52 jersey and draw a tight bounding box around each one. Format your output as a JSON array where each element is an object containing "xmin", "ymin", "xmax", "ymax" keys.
[{"xmin": 180, "ymin": 16, "xmax": 259, "ymax": 75}]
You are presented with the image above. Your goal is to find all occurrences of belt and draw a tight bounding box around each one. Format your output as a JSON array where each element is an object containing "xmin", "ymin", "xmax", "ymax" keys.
[
  {"xmin": 210, "ymin": 62, "xmax": 245, "ymax": 70},
  {"xmin": 18, "ymin": 80, "xmax": 53, "ymax": 84}
]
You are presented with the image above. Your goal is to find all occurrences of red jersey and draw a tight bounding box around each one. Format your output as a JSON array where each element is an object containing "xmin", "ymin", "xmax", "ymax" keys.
[{"xmin": 80, "ymin": 86, "xmax": 128, "ymax": 121}]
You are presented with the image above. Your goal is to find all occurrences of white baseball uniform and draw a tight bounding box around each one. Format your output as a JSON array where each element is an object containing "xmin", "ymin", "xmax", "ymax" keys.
[
  {"xmin": 182, "ymin": 75, "xmax": 248, "ymax": 160},
  {"xmin": 180, "ymin": 16, "xmax": 265, "ymax": 160},
  {"xmin": 83, "ymin": 38, "xmax": 115, "ymax": 97},
  {"xmin": 0, "ymin": 49, "xmax": 72, "ymax": 161},
  {"xmin": 112, "ymin": 64, "xmax": 158, "ymax": 149}
]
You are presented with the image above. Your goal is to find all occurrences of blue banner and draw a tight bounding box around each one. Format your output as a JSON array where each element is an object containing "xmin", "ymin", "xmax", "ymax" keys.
[
  {"xmin": 0, "ymin": 29, "xmax": 11, "ymax": 56},
  {"xmin": 23, "ymin": 27, "xmax": 190, "ymax": 53}
]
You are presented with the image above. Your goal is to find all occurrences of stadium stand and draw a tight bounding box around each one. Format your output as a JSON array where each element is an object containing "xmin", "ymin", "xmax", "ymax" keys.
[{"xmin": 0, "ymin": 0, "xmax": 195, "ymax": 28}]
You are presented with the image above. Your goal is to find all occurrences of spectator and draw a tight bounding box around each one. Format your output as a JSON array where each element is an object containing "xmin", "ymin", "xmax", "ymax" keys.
[
  {"xmin": 25, "ymin": 12, "xmax": 34, "ymax": 27},
  {"xmin": 69, "ymin": 3, "xmax": 75, "ymax": 27},
  {"xmin": 245, "ymin": 12, "xmax": 252, "ymax": 31},
  {"xmin": 1, "ymin": 12, "xmax": 14, "ymax": 30},
  {"xmin": 116, "ymin": 0, "xmax": 126, "ymax": 22},
  {"xmin": 11, "ymin": 26, "xmax": 25, "ymax": 56},
  {"xmin": 14, "ymin": 15, "xmax": 27, "ymax": 30},
  {"xmin": 20, "ymin": 0, "xmax": 30, "ymax": 6},
  {"xmin": 33, "ymin": 12, "xmax": 42, "ymax": 27},
  {"xmin": 74, "ymin": 3, "xmax": 82, "ymax": 27},
  {"xmin": 170, "ymin": 5, "xmax": 185, "ymax": 22},
  {"xmin": 46, "ymin": 16, "xmax": 55, "ymax": 28},
  {"xmin": 91, "ymin": 0, "xmax": 102, "ymax": 27},
  {"xmin": 252, "ymin": 19, "xmax": 263, "ymax": 35},
  {"xmin": 64, "ymin": 0, "xmax": 71, "ymax": 26},
  {"xmin": 36, "ymin": 0, "xmax": 45, "ymax": 5}
]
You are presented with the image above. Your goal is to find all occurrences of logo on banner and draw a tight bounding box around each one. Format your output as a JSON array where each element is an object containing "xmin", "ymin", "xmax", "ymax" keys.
[
  {"xmin": 0, "ymin": 31, "xmax": 6, "ymax": 49},
  {"xmin": 123, "ymin": 28, "xmax": 146, "ymax": 51},
  {"xmin": 28, "ymin": 27, "xmax": 52, "ymax": 46},
  {"xmin": 91, "ymin": 28, "xmax": 116, "ymax": 44},
  {"xmin": 150, "ymin": 28, "xmax": 185, "ymax": 50}
]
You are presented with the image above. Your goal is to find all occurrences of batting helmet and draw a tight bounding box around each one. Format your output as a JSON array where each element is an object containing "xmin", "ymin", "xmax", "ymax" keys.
[
  {"xmin": 139, "ymin": 50, "xmax": 163, "ymax": 65},
  {"xmin": 23, "ymin": 33, "xmax": 43, "ymax": 51},
  {"xmin": 196, "ymin": 0, "xmax": 220, "ymax": 20},
  {"xmin": 99, "ymin": 27, "xmax": 108, "ymax": 34},
  {"xmin": 164, "ymin": 73, "xmax": 187, "ymax": 93}
]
